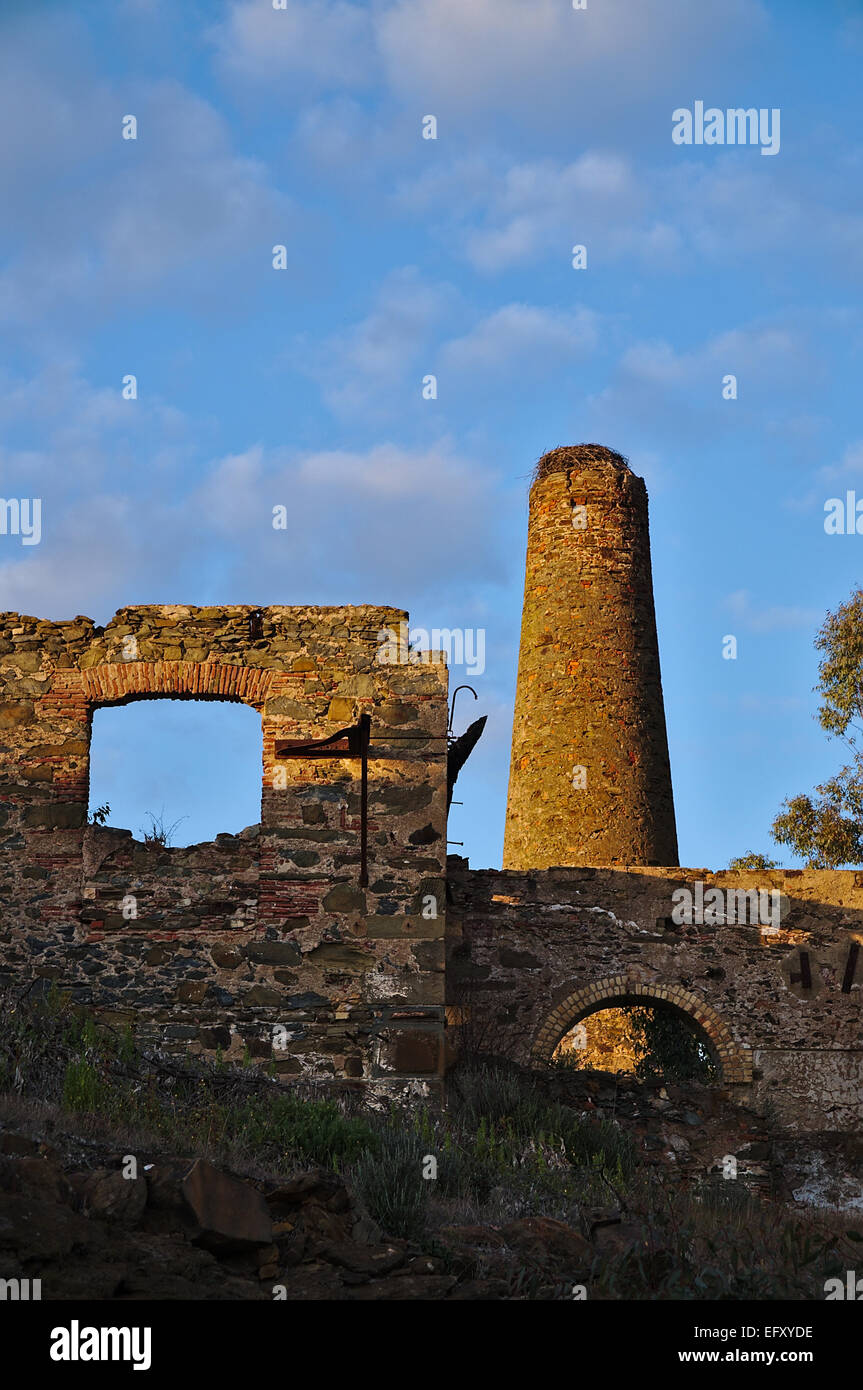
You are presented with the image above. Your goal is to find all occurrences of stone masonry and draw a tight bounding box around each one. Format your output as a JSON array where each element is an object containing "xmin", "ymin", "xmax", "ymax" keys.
[
  {"xmin": 448, "ymin": 862, "xmax": 863, "ymax": 1131},
  {"xmin": 0, "ymin": 604, "xmax": 448, "ymax": 1095},
  {"xmin": 504, "ymin": 446, "xmax": 678, "ymax": 869},
  {"xmin": 1, "ymin": 445, "xmax": 861, "ymax": 1134}
]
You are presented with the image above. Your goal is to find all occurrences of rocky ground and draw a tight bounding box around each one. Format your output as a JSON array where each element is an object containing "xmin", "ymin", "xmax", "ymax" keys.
[
  {"xmin": 3, "ymin": 1067, "xmax": 860, "ymax": 1301},
  {"xmin": 0, "ymin": 1117, "xmax": 582, "ymax": 1301}
]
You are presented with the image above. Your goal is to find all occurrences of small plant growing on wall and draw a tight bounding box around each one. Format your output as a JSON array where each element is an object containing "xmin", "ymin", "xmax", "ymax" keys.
[
  {"xmin": 728, "ymin": 851, "xmax": 779, "ymax": 870},
  {"xmin": 139, "ymin": 808, "xmax": 187, "ymax": 848},
  {"xmin": 89, "ymin": 802, "xmax": 111, "ymax": 826}
]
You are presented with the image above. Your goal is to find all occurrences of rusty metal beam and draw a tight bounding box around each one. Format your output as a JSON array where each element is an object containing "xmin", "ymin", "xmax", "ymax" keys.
[{"xmin": 274, "ymin": 715, "xmax": 372, "ymax": 885}]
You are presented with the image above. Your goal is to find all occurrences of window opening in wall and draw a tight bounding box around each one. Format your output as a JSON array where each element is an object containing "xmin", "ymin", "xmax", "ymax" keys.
[{"xmin": 87, "ymin": 698, "xmax": 262, "ymax": 847}]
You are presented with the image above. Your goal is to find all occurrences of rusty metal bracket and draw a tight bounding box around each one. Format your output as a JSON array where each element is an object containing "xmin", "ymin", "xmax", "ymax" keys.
[
  {"xmin": 275, "ymin": 714, "xmax": 371, "ymax": 761},
  {"xmin": 275, "ymin": 714, "xmax": 372, "ymax": 884},
  {"xmin": 448, "ymin": 684, "xmax": 477, "ymax": 739}
]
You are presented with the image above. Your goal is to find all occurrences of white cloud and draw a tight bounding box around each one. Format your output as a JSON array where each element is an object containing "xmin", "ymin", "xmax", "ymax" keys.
[
  {"xmin": 0, "ymin": 345, "xmax": 507, "ymax": 623},
  {"xmin": 620, "ymin": 325, "xmax": 807, "ymax": 391},
  {"xmin": 295, "ymin": 275, "xmax": 604, "ymax": 414},
  {"xmin": 377, "ymin": 0, "xmax": 769, "ymax": 131},
  {"xmin": 0, "ymin": 64, "xmax": 294, "ymax": 328},
  {"xmin": 290, "ymin": 97, "xmax": 408, "ymax": 174},
  {"xmin": 213, "ymin": 0, "xmax": 769, "ymax": 143},
  {"xmin": 205, "ymin": 0, "xmax": 863, "ymax": 301},
  {"xmin": 817, "ymin": 440, "xmax": 863, "ymax": 483},
  {"xmin": 195, "ymin": 437, "xmax": 505, "ymax": 598},
  {"xmin": 293, "ymin": 268, "xmax": 457, "ymax": 418},
  {"xmin": 463, "ymin": 154, "xmax": 645, "ymax": 272},
  {"xmin": 297, "ymin": 442, "xmax": 477, "ymax": 498},
  {"xmin": 2, "ymin": 433, "xmax": 506, "ymax": 623},
  {"xmin": 211, "ymin": 0, "xmax": 375, "ymax": 92},
  {"xmin": 395, "ymin": 152, "xmax": 681, "ymax": 273},
  {"xmin": 0, "ymin": 363, "xmax": 194, "ymax": 495},
  {"xmin": 586, "ymin": 321, "xmax": 813, "ymax": 443},
  {"xmin": 723, "ymin": 590, "xmax": 818, "ymax": 635},
  {"xmin": 201, "ymin": 439, "xmax": 492, "ymax": 515},
  {"xmin": 660, "ymin": 160, "xmax": 863, "ymax": 281},
  {"xmin": 0, "ymin": 494, "xmax": 173, "ymax": 621},
  {"xmin": 441, "ymin": 303, "xmax": 601, "ymax": 373}
]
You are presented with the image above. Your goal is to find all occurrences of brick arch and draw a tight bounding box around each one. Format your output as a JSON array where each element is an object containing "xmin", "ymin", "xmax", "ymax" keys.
[
  {"xmin": 532, "ymin": 974, "xmax": 752, "ymax": 1083},
  {"xmin": 81, "ymin": 661, "xmax": 275, "ymax": 709}
]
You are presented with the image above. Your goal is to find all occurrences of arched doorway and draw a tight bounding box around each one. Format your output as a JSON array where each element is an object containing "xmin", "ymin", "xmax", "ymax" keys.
[{"xmin": 532, "ymin": 974, "xmax": 752, "ymax": 1084}]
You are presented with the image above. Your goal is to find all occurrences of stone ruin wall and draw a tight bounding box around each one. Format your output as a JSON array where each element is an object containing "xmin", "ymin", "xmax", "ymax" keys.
[
  {"xmin": 0, "ymin": 604, "xmax": 448, "ymax": 1095},
  {"xmin": 448, "ymin": 863, "xmax": 863, "ymax": 1132},
  {"xmin": 2, "ymin": 603, "xmax": 862, "ymax": 1133}
]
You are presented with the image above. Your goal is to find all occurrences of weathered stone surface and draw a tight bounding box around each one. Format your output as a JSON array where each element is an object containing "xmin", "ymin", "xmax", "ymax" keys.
[
  {"xmin": 0, "ymin": 1195, "xmax": 96, "ymax": 1260},
  {"xmin": 305, "ymin": 943, "xmax": 370, "ymax": 971},
  {"xmin": 243, "ymin": 942, "xmax": 302, "ymax": 966},
  {"xmin": 500, "ymin": 1217, "xmax": 592, "ymax": 1266},
  {"xmin": 345, "ymin": 1274, "xmax": 457, "ymax": 1300},
  {"xmin": 449, "ymin": 860, "xmax": 863, "ymax": 1131},
  {"xmin": 241, "ymin": 984, "xmax": 282, "ymax": 1007},
  {"xmin": 211, "ymin": 946, "xmax": 243, "ymax": 969},
  {"xmin": 322, "ymin": 884, "xmax": 366, "ymax": 913},
  {"xmin": 0, "ymin": 701, "xmax": 34, "ymax": 727},
  {"xmin": 386, "ymin": 1030, "xmax": 441, "ymax": 1074},
  {"xmin": 22, "ymin": 803, "xmax": 86, "ymax": 829},
  {"xmin": 181, "ymin": 1159, "xmax": 273, "ymax": 1250},
  {"xmin": 504, "ymin": 446, "xmax": 678, "ymax": 870},
  {"xmin": 73, "ymin": 1169, "xmax": 148, "ymax": 1226},
  {"xmin": 321, "ymin": 1242, "xmax": 405, "ymax": 1275},
  {"xmin": 1, "ymin": 585, "xmax": 860, "ymax": 1131},
  {"xmin": 0, "ymin": 603, "xmax": 447, "ymax": 1092}
]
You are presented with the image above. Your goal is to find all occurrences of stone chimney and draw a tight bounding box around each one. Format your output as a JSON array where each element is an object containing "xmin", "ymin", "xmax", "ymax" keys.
[{"xmin": 503, "ymin": 444, "xmax": 679, "ymax": 869}]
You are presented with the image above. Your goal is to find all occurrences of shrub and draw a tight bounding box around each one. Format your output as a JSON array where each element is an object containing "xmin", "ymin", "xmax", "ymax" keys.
[
  {"xmin": 627, "ymin": 1007, "xmax": 717, "ymax": 1084},
  {"xmin": 449, "ymin": 1064, "xmax": 528, "ymax": 1125},
  {"xmin": 227, "ymin": 1094, "xmax": 377, "ymax": 1169},
  {"xmin": 62, "ymin": 1057, "xmax": 103, "ymax": 1113},
  {"xmin": 350, "ymin": 1122, "xmax": 430, "ymax": 1241},
  {"xmin": 728, "ymin": 852, "xmax": 779, "ymax": 870}
]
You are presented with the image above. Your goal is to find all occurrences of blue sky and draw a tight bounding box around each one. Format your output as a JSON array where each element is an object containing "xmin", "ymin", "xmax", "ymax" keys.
[{"xmin": 2, "ymin": 0, "xmax": 863, "ymax": 866}]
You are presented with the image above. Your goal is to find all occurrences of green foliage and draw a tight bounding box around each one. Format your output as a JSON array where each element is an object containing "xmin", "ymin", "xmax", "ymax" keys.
[
  {"xmin": 813, "ymin": 589, "xmax": 863, "ymax": 739},
  {"xmin": 449, "ymin": 1064, "xmax": 528, "ymax": 1125},
  {"xmin": 118, "ymin": 1025, "xmax": 136, "ymax": 1065},
  {"xmin": 627, "ymin": 1007, "xmax": 717, "ymax": 1084},
  {"xmin": 440, "ymin": 1066, "xmax": 637, "ymax": 1207},
  {"xmin": 227, "ymin": 1093, "xmax": 377, "ymax": 1169},
  {"xmin": 0, "ymin": 987, "xmax": 375, "ymax": 1170},
  {"xmin": 773, "ymin": 770, "xmax": 863, "ymax": 868},
  {"xmin": 62, "ymin": 1057, "xmax": 103, "ymax": 1113},
  {"xmin": 728, "ymin": 852, "xmax": 779, "ymax": 870},
  {"xmin": 351, "ymin": 1122, "xmax": 430, "ymax": 1241},
  {"xmin": 89, "ymin": 802, "xmax": 111, "ymax": 826},
  {"xmin": 771, "ymin": 589, "xmax": 863, "ymax": 866},
  {"xmin": 589, "ymin": 1173, "xmax": 848, "ymax": 1300},
  {"xmin": 139, "ymin": 808, "xmax": 187, "ymax": 848},
  {"xmin": 557, "ymin": 1111, "xmax": 637, "ymax": 1177},
  {"xmin": 548, "ymin": 1048, "xmax": 585, "ymax": 1073}
]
